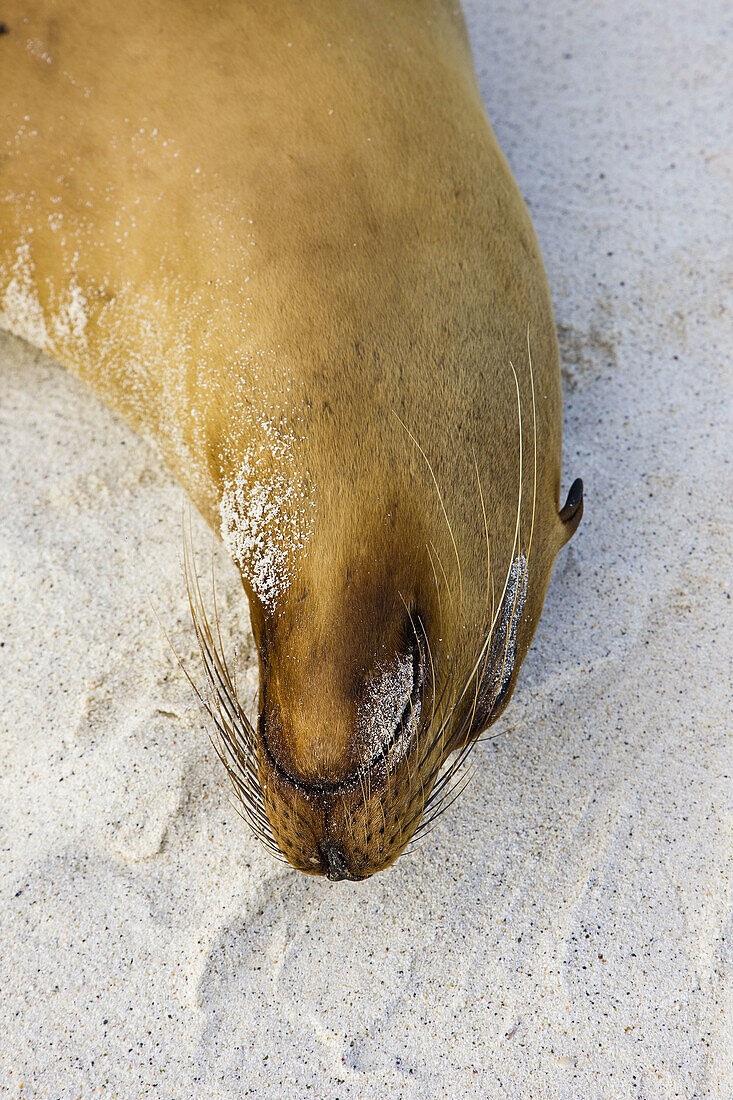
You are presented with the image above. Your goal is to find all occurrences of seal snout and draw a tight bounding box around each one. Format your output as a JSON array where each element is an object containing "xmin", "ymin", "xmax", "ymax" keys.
[
  {"xmin": 255, "ymin": 629, "xmax": 428, "ymax": 878},
  {"xmin": 250, "ymin": 572, "xmax": 431, "ymax": 875}
]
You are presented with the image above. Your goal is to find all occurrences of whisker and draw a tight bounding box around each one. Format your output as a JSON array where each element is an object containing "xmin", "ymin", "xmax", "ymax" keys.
[
  {"xmin": 409, "ymin": 763, "xmax": 479, "ymax": 849},
  {"xmin": 180, "ymin": 525, "xmax": 282, "ymax": 858},
  {"xmin": 406, "ymin": 349, "xmax": 535, "ymax": 846},
  {"xmin": 472, "ymin": 446, "xmax": 492, "ymax": 616},
  {"xmin": 430, "ymin": 360, "xmax": 525, "ymax": 740},
  {"xmin": 525, "ymin": 326, "xmax": 538, "ymax": 571},
  {"xmin": 394, "ymin": 412, "xmax": 464, "ymax": 615},
  {"xmin": 428, "ymin": 538, "xmax": 455, "ymax": 615},
  {"xmin": 479, "ymin": 338, "xmax": 537, "ymax": 725}
]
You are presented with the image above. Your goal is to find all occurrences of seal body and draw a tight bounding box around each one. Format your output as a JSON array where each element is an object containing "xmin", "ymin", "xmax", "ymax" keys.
[{"xmin": 0, "ymin": 1, "xmax": 582, "ymax": 878}]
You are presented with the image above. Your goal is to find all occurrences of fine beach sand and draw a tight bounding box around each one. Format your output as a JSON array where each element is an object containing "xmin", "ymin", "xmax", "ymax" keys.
[{"xmin": 1, "ymin": 1, "xmax": 731, "ymax": 1096}]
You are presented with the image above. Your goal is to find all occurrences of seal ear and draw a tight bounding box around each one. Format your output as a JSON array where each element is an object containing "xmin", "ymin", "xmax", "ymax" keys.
[{"xmin": 559, "ymin": 478, "xmax": 584, "ymax": 541}]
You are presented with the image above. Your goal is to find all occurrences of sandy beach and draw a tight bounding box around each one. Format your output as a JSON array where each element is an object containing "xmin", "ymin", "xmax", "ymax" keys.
[{"xmin": 1, "ymin": 1, "xmax": 731, "ymax": 1096}]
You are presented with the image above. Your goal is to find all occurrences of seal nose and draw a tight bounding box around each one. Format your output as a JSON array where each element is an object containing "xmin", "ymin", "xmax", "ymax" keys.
[{"xmin": 319, "ymin": 841, "xmax": 356, "ymax": 882}]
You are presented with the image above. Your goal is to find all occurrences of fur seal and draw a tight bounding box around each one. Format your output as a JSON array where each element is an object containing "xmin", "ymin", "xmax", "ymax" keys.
[{"xmin": 0, "ymin": 0, "xmax": 582, "ymax": 880}]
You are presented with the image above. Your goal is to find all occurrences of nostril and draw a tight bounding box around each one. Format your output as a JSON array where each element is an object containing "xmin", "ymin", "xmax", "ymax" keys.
[{"xmin": 319, "ymin": 841, "xmax": 353, "ymax": 881}]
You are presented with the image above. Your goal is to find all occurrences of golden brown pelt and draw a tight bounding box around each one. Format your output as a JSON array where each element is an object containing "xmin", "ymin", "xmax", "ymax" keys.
[{"xmin": 0, "ymin": 1, "xmax": 582, "ymax": 878}]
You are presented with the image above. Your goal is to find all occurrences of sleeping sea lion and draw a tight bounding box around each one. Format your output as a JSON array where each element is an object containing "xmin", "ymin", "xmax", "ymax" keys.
[{"xmin": 0, "ymin": 0, "xmax": 582, "ymax": 879}]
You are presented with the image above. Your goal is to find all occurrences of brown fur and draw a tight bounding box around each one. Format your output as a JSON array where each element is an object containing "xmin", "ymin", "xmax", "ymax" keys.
[{"xmin": 0, "ymin": 0, "xmax": 581, "ymax": 878}]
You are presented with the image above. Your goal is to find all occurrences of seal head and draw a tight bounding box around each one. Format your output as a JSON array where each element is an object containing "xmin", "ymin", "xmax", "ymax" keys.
[{"xmin": 191, "ymin": 399, "xmax": 583, "ymax": 879}]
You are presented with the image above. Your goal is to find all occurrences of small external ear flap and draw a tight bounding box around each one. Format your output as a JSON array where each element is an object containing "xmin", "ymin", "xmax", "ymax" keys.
[{"xmin": 559, "ymin": 477, "xmax": 584, "ymax": 538}]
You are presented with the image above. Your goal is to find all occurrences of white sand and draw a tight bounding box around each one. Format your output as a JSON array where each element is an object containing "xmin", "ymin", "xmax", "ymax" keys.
[{"xmin": 1, "ymin": 1, "xmax": 731, "ymax": 1096}]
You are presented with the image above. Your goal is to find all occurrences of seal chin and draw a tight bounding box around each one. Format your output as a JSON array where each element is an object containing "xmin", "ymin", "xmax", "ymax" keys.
[{"xmin": 318, "ymin": 841, "xmax": 364, "ymax": 882}]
